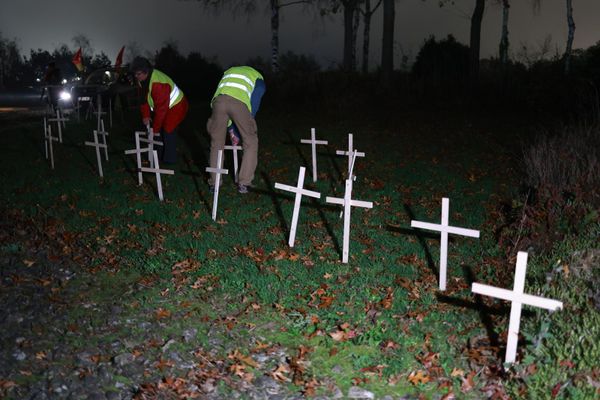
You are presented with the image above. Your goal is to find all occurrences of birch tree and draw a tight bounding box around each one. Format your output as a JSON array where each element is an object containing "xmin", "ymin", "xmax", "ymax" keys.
[
  {"xmin": 380, "ymin": 0, "xmax": 394, "ymax": 84},
  {"xmin": 358, "ymin": 0, "xmax": 383, "ymax": 73},
  {"xmin": 195, "ymin": 0, "xmax": 312, "ymax": 73},
  {"xmin": 498, "ymin": 0, "xmax": 510, "ymax": 65},
  {"xmin": 564, "ymin": 0, "xmax": 575, "ymax": 75},
  {"xmin": 469, "ymin": 0, "xmax": 485, "ymax": 82}
]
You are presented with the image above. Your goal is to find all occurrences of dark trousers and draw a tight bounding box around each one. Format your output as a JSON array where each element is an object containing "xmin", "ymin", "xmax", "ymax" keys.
[{"xmin": 159, "ymin": 128, "xmax": 177, "ymax": 164}]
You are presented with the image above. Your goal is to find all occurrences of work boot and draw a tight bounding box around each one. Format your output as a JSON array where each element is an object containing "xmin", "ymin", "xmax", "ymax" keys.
[{"xmin": 237, "ymin": 184, "xmax": 248, "ymax": 194}]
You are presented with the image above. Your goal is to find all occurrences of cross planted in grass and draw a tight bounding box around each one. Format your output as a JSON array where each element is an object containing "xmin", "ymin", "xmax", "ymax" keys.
[
  {"xmin": 43, "ymin": 118, "xmax": 59, "ymax": 169},
  {"xmin": 140, "ymin": 150, "xmax": 174, "ymax": 202},
  {"xmin": 47, "ymin": 108, "xmax": 68, "ymax": 143},
  {"xmin": 140, "ymin": 126, "xmax": 163, "ymax": 168},
  {"xmin": 472, "ymin": 251, "xmax": 563, "ymax": 363},
  {"xmin": 206, "ymin": 149, "xmax": 229, "ymax": 221},
  {"xmin": 300, "ymin": 128, "xmax": 328, "ymax": 182},
  {"xmin": 336, "ymin": 133, "xmax": 365, "ymax": 180},
  {"xmin": 274, "ymin": 166, "xmax": 321, "ymax": 247},
  {"xmin": 84, "ymin": 126, "xmax": 108, "ymax": 178},
  {"xmin": 224, "ymin": 144, "xmax": 243, "ymax": 183},
  {"xmin": 124, "ymin": 131, "xmax": 154, "ymax": 185},
  {"xmin": 411, "ymin": 197, "xmax": 480, "ymax": 291},
  {"xmin": 326, "ymin": 177, "xmax": 373, "ymax": 264}
]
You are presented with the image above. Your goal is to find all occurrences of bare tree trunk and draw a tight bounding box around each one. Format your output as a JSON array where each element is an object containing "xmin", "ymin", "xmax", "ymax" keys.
[
  {"xmin": 381, "ymin": 0, "xmax": 394, "ymax": 85},
  {"xmin": 342, "ymin": 1, "xmax": 357, "ymax": 71},
  {"xmin": 499, "ymin": 0, "xmax": 510, "ymax": 65},
  {"xmin": 469, "ymin": 0, "xmax": 485, "ymax": 83},
  {"xmin": 361, "ymin": 0, "xmax": 382, "ymax": 74},
  {"xmin": 564, "ymin": 0, "xmax": 575, "ymax": 75},
  {"xmin": 362, "ymin": 0, "xmax": 371, "ymax": 74},
  {"xmin": 351, "ymin": 4, "xmax": 360, "ymax": 71},
  {"xmin": 271, "ymin": 0, "xmax": 280, "ymax": 73}
]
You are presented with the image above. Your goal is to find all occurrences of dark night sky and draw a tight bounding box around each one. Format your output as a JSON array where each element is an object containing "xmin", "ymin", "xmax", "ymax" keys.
[{"xmin": 1, "ymin": 0, "xmax": 599, "ymax": 69}]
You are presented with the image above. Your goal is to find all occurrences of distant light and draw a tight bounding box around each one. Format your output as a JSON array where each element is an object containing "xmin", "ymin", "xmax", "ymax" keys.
[
  {"xmin": 74, "ymin": 76, "xmax": 81, "ymax": 81},
  {"xmin": 36, "ymin": 78, "xmax": 41, "ymax": 82},
  {"xmin": 104, "ymin": 71, "xmax": 111, "ymax": 76},
  {"xmin": 59, "ymin": 91, "xmax": 72, "ymax": 101},
  {"xmin": 61, "ymin": 79, "xmax": 68, "ymax": 84}
]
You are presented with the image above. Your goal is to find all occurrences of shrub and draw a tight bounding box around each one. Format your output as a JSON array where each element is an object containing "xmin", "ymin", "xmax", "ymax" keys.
[{"xmin": 499, "ymin": 125, "xmax": 600, "ymax": 255}]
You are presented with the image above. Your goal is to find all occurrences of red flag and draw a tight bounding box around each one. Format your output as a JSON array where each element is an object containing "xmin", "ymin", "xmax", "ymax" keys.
[
  {"xmin": 72, "ymin": 47, "xmax": 83, "ymax": 71},
  {"xmin": 115, "ymin": 46, "xmax": 125, "ymax": 69}
]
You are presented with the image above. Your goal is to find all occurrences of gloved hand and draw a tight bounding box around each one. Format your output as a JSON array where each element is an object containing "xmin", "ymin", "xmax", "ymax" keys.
[{"xmin": 228, "ymin": 128, "xmax": 240, "ymax": 146}]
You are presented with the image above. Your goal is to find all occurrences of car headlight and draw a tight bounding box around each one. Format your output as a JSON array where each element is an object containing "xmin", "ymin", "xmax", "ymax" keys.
[{"xmin": 59, "ymin": 91, "xmax": 72, "ymax": 101}]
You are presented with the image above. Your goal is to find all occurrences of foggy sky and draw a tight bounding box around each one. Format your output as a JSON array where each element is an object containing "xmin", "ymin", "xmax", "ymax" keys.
[{"xmin": 1, "ymin": 0, "xmax": 599, "ymax": 69}]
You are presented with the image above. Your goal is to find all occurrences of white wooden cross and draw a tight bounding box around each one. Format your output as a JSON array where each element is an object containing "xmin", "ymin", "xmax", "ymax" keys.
[
  {"xmin": 140, "ymin": 126, "xmax": 163, "ymax": 168},
  {"xmin": 93, "ymin": 94, "xmax": 111, "ymax": 129},
  {"xmin": 205, "ymin": 150, "xmax": 229, "ymax": 221},
  {"xmin": 336, "ymin": 133, "xmax": 365, "ymax": 180},
  {"xmin": 43, "ymin": 118, "xmax": 59, "ymax": 169},
  {"xmin": 472, "ymin": 251, "xmax": 563, "ymax": 364},
  {"xmin": 124, "ymin": 131, "xmax": 152, "ymax": 185},
  {"xmin": 410, "ymin": 197, "xmax": 480, "ymax": 291},
  {"xmin": 84, "ymin": 129, "xmax": 107, "ymax": 178},
  {"xmin": 94, "ymin": 118, "xmax": 109, "ymax": 161},
  {"xmin": 224, "ymin": 144, "xmax": 243, "ymax": 183},
  {"xmin": 326, "ymin": 178, "xmax": 373, "ymax": 263},
  {"xmin": 48, "ymin": 108, "xmax": 68, "ymax": 143},
  {"xmin": 274, "ymin": 166, "xmax": 321, "ymax": 247},
  {"xmin": 301, "ymin": 128, "xmax": 328, "ymax": 182},
  {"xmin": 140, "ymin": 150, "xmax": 174, "ymax": 201}
]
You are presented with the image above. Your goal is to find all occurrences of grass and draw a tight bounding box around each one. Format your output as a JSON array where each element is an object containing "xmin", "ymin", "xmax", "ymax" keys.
[{"xmin": 0, "ymin": 104, "xmax": 597, "ymax": 398}]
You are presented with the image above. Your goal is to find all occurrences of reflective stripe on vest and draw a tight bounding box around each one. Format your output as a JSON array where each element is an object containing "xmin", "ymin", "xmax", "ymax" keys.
[
  {"xmin": 211, "ymin": 66, "xmax": 263, "ymax": 113},
  {"xmin": 169, "ymin": 85, "xmax": 181, "ymax": 108},
  {"xmin": 217, "ymin": 82, "xmax": 252, "ymax": 98},
  {"xmin": 223, "ymin": 73, "xmax": 255, "ymax": 89}
]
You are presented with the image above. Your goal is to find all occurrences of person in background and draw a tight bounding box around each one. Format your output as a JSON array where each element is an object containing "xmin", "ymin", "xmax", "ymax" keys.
[
  {"xmin": 130, "ymin": 57, "xmax": 188, "ymax": 164},
  {"xmin": 206, "ymin": 66, "xmax": 265, "ymax": 194},
  {"xmin": 43, "ymin": 62, "xmax": 63, "ymax": 109}
]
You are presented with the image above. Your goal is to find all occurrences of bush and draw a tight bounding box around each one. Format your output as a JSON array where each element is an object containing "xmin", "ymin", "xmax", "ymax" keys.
[
  {"xmin": 411, "ymin": 34, "xmax": 469, "ymax": 98},
  {"xmin": 498, "ymin": 125, "xmax": 600, "ymax": 255}
]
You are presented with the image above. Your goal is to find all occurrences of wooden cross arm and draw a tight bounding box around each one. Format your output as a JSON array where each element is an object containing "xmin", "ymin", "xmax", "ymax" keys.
[
  {"xmin": 410, "ymin": 220, "xmax": 480, "ymax": 238},
  {"xmin": 45, "ymin": 136, "xmax": 59, "ymax": 142},
  {"xmin": 138, "ymin": 137, "xmax": 163, "ymax": 146},
  {"xmin": 205, "ymin": 167, "xmax": 229, "ymax": 175},
  {"xmin": 124, "ymin": 147, "xmax": 151, "ymax": 155},
  {"xmin": 224, "ymin": 145, "xmax": 243, "ymax": 150},
  {"xmin": 472, "ymin": 283, "xmax": 563, "ymax": 311},
  {"xmin": 350, "ymin": 199, "xmax": 373, "ymax": 209},
  {"xmin": 93, "ymin": 130, "xmax": 109, "ymax": 136},
  {"xmin": 336, "ymin": 150, "xmax": 365, "ymax": 157},
  {"xmin": 274, "ymin": 183, "xmax": 321, "ymax": 198},
  {"xmin": 301, "ymin": 139, "xmax": 328, "ymax": 145},
  {"xmin": 325, "ymin": 196, "xmax": 373, "ymax": 209},
  {"xmin": 85, "ymin": 141, "xmax": 107, "ymax": 149},
  {"xmin": 325, "ymin": 196, "xmax": 344, "ymax": 205},
  {"xmin": 140, "ymin": 167, "xmax": 175, "ymax": 175}
]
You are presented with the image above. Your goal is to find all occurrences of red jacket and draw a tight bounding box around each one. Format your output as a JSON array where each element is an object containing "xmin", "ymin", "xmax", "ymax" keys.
[{"xmin": 140, "ymin": 82, "xmax": 188, "ymax": 134}]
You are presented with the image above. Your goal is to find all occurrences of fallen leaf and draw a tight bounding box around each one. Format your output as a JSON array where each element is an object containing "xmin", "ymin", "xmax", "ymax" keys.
[
  {"xmin": 155, "ymin": 308, "xmax": 171, "ymax": 319},
  {"xmin": 270, "ymin": 364, "xmax": 292, "ymax": 382},
  {"xmin": 408, "ymin": 370, "xmax": 430, "ymax": 385},
  {"xmin": 329, "ymin": 330, "xmax": 347, "ymax": 342}
]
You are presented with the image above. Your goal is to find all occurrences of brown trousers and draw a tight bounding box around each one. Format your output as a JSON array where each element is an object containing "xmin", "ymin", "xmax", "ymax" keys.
[{"xmin": 206, "ymin": 95, "xmax": 258, "ymax": 186}]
